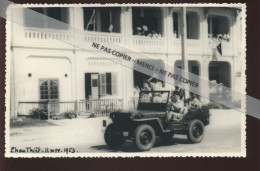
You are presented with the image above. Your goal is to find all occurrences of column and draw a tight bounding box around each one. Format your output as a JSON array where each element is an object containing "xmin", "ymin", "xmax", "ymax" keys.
[
  {"xmin": 124, "ymin": 7, "xmax": 133, "ymax": 48},
  {"xmin": 201, "ymin": 9, "xmax": 209, "ymax": 54},
  {"xmin": 73, "ymin": 7, "xmax": 84, "ymax": 30},
  {"xmin": 122, "ymin": 7, "xmax": 134, "ymax": 109},
  {"xmin": 71, "ymin": 7, "xmax": 84, "ymax": 102},
  {"xmin": 201, "ymin": 56, "xmax": 210, "ymax": 103}
]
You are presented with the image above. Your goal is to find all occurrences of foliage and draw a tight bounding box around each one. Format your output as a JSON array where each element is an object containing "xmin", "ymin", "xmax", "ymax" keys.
[
  {"xmin": 29, "ymin": 108, "xmax": 48, "ymax": 120},
  {"xmin": 88, "ymin": 113, "xmax": 96, "ymax": 118},
  {"xmin": 203, "ymin": 101, "xmax": 231, "ymax": 110},
  {"xmin": 62, "ymin": 111, "xmax": 77, "ymax": 119}
]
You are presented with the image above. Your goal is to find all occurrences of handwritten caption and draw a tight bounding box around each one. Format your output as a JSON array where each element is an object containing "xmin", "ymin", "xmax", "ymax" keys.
[{"xmin": 10, "ymin": 147, "xmax": 77, "ymax": 154}]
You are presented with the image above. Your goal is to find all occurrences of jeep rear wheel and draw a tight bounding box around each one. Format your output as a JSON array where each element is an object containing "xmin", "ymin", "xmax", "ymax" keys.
[
  {"xmin": 134, "ymin": 124, "xmax": 156, "ymax": 151},
  {"xmin": 187, "ymin": 119, "xmax": 205, "ymax": 143},
  {"xmin": 104, "ymin": 124, "xmax": 125, "ymax": 148}
]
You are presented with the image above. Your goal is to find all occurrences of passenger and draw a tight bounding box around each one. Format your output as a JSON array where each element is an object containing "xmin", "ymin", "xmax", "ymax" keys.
[
  {"xmin": 175, "ymin": 86, "xmax": 185, "ymax": 101},
  {"xmin": 133, "ymin": 86, "xmax": 140, "ymax": 108},
  {"xmin": 140, "ymin": 81, "xmax": 151, "ymax": 102},
  {"xmin": 147, "ymin": 74, "xmax": 163, "ymax": 103},
  {"xmin": 166, "ymin": 91, "xmax": 188, "ymax": 121},
  {"xmin": 185, "ymin": 92, "xmax": 202, "ymax": 111},
  {"xmin": 142, "ymin": 81, "xmax": 151, "ymax": 91}
]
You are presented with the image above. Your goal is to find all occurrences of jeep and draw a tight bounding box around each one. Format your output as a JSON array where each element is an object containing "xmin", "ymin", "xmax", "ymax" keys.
[{"xmin": 103, "ymin": 90, "xmax": 210, "ymax": 151}]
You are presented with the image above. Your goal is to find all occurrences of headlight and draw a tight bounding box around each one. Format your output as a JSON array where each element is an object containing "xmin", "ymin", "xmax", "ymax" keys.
[{"xmin": 138, "ymin": 113, "xmax": 143, "ymax": 118}]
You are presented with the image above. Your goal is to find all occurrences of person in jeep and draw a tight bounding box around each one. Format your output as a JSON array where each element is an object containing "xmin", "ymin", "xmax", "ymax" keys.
[
  {"xmin": 185, "ymin": 92, "xmax": 202, "ymax": 111},
  {"xmin": 166, "ymin": 91, "xmax": 188, "ymax": 121}
]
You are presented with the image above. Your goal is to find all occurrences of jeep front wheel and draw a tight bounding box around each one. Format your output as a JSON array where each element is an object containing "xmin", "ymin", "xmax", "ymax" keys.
[
  {"xmin": 134, "ymin": 124, "xmax": 156, "ymax": 151},
  {"xmin": 187, "ymin": 119, "xmax": 205, "ymax": 143},
  {"xmin": 104, "ymin": 124, "xmax": 125, "ymax": 148}
]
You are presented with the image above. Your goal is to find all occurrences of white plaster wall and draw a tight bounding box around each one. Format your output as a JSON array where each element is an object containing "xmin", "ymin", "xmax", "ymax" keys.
[
  {"xmin": 13, "ymin": 48, "xmax": 73, "ymax": 104},
  {"xmin": 75, "ymin": 51, "xmax": 125, "ymax": 101}
]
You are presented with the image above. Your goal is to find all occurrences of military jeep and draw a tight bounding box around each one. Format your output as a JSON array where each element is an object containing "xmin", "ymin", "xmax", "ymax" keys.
[{"xmin": 103, "ymin": 90, "xmax": 210, "ymax": 151}]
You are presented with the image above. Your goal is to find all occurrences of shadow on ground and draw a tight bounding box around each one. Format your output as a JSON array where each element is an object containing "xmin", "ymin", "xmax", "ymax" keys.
[
  {"xmin": 10, "ymin": 118, "xmax": 58, "ymax": 128},
  {"xmin": 91, "ymin": 137, "xmax": 192, "ymax": 152}
]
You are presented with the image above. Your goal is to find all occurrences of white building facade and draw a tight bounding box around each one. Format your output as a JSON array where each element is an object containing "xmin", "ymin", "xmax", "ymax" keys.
[{"xmin": 8, "ymin": 6, "xmax": 243, "ymax": 117}]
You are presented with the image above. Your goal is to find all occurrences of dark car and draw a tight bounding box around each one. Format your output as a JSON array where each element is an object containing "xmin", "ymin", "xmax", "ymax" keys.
[{"xmin": 103, "ymin": 90, "xmax": 210, "ymax": 151}]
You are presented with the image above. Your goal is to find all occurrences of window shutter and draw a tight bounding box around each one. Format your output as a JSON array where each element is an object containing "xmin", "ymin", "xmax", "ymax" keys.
[
  {"xmin": 100, "ymin": 73, "xmax": 106, "ymax": 96},
  {"xmin": 85, "ymin": 73, "xmax": 92, "ymax": 99},
  {"xmin": 106, "ymin": 73, "xmax": 112, "ymax": 95},
  {"xmin": 111, "ymin": 72, "xmax": 118, "ymax": 95}
]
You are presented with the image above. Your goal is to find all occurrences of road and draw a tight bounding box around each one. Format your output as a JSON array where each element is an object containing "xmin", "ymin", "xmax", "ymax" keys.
[{"xmin": 9, "ymin": 109, "xmax": 244, "ymax": 154}]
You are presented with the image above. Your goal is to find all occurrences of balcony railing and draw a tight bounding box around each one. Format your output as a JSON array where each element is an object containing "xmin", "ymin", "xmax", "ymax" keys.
[
  {"xmin": 20, "ymin": 28, "xmax": 232, "ymax": 55},
  {"xmin": 172, "ymin": 39, "xmax": 202, "ymax": 48},
  {"xmin": 24, "ymin": 28, "xmax": 71, "ymax": 41},
  {"xmin": 131, "ymin": 36, "xmax": 166, "ymax": 52},
  {"xmin": 208, "ymin": 39, "xmax": 231, "ymax": 49},
  {"xmin": 84, "ymin": 31, "xmax": 123, "ymax": 45}
]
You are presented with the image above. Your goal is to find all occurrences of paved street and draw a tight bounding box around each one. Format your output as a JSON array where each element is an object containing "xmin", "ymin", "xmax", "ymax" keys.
[{"xmin": 9, "ymin": 109, "xmax": 244, "ymax": 154}]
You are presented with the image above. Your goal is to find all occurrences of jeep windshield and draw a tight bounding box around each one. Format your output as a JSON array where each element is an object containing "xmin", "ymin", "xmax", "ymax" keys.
[{"xmin": 137, "ymin": 91, "xmax": 170, "ymax": 111}]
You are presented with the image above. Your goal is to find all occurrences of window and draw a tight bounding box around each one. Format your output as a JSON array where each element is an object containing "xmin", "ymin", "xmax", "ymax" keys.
[
  {"xmin": 132, "ymin": 7, "xmax": 163, "ymax": 37},
  {"xmin": 83, "ymin": 7, "xmax": 121, "ymax": 33},
  {"xmin": 85, "ymin": 73, "xmax": 117, "ymax": 98},
  {"xmin": 173, "ymin": 12, "xmax": 180, "ymax": 38},
  {"xmin": 40, "ymin": 80, "xmax": 59, "ymax": 100},
  {"xmin": 208, "ymin": 15, "xmax": 230, "ymax": 41},
  {"xmin": 24, "ymin": 7, "xmax": 69, "ymax": 29},
  {"xmin": 186, "ymin": 12, "xmax": 199, "ymax": 39},
  {"xmin": 172, "ymin": 12, "xmax": 199, "ymax": 39}
]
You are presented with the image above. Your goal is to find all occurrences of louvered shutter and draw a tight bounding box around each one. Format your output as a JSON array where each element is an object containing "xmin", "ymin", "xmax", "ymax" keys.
[
  {"xmin": 111, "ymin": 72, "xmax": 118, "ymax": 95},
  {"xmin": 100, "ymin": 73, "xmax": 106, "ymax": 96}
]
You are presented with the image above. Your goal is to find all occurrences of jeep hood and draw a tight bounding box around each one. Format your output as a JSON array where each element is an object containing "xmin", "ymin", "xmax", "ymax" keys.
[{"xmin": 111, "ymin": 109, "xmax": 165, "ymax": 119}]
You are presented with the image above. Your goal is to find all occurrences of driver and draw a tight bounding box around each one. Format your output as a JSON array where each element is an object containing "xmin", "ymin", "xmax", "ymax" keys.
[{"xmin": 166, "ymin": 91, "xmax": 188, "ymax": 121}]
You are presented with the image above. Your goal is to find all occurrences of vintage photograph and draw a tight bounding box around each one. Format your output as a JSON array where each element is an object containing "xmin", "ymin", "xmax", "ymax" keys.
[{"xmin": 5, "ymin": 4, "xmax": 246, "ymax": 157}]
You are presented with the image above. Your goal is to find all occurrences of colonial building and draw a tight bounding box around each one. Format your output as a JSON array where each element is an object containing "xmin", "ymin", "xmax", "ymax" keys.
[{"xmin": 8, "ymin": 5, "xmax": 243, "ymax": 117}]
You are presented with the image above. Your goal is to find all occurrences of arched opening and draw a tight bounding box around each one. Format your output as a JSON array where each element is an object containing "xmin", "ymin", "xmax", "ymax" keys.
[
  {"xmin": 174, "ymin": 60, "xmax": 200, "ymax": 75},
  {"xmin": 209, "ymin": 61, "xmax": 231, "ymax": 87},
  {"xmin": 174, "ymin": 60, "xmax": 201, "ymax": 99},
  {"xmin": 208, "ymin": 61, "xmax": 231, "ymax": 101}
]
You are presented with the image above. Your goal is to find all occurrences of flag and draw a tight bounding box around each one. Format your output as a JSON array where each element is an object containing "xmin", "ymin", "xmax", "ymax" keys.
[
  {"xmin": 217, "ymin": 42, "xmax": 222, "ymax": 55},
  {"xmin": 86, "ymin": 9, "xmax": 95, "ymax": 31}
]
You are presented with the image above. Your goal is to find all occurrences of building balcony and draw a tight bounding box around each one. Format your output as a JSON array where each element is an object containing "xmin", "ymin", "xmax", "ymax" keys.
[
  {"xmin": 12, "ymin": 26, "xmax": 74, "ymax": 49},
  {"xmin": 13, "ymin": 26, "xmax": 233, "ymax": 56}
]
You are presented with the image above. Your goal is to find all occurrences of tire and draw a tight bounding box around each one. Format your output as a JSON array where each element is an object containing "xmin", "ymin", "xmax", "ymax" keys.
[
  {"xmin": 187, "ymin": 119, "xmax": 205, "ymax": 143},
  {"xmin": 134, "ymin": 124, "xmax": 156, "ymax": 151},
  {"xmin": 104, "ymin": 124, "xmax": 125, "ymax": 148},
  {"xmin": 160, "ymin": 132, "xmax": 174, "ymax": 144}
]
